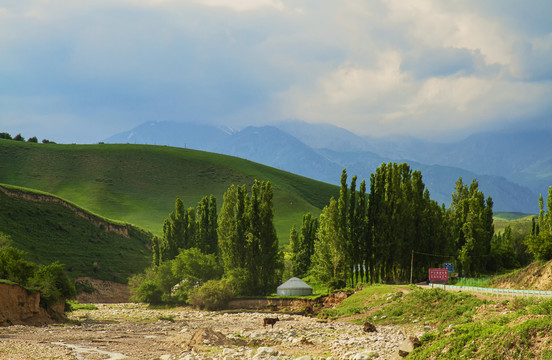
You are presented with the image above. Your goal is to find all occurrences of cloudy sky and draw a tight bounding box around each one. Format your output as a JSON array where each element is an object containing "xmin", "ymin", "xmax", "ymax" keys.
[{"xmin": 1, "ymin": 0, "xmax": 551, "ymax": 143}]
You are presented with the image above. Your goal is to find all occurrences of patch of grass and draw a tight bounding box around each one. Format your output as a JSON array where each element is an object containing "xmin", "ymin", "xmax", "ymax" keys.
[
  {"xmin": 410, "ymin": 317, "xmax": 552, "ymax": 359},
  {"xmin": 66, "ymin": 300, "xmax": 98, "ymax": 311},
  {"xmin": 369, "ymin": 288, "xmax": 483, "ymax": 327},
  {"xmin": 157, "ymin": 314, "xmax": 175, "ymax": 322},
  {"xmin": 0, "ymin": 140, "xmax": 339, "ymax": 244},
  {"xmin": 320, "ymin": 284, "xmax": 401, "ymax": 319},
  {"xmin": 0, "ymin": 185, "xmax": 152, "ymax": 282}
]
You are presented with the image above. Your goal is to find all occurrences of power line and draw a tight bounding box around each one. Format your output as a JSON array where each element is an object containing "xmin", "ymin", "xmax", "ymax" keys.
[{"xmin": 412, "ymin": 250, "xmax": 453, "ymax": 258}]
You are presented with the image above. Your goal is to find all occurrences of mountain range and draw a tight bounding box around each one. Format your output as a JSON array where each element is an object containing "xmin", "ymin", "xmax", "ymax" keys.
[{"xmin": 104, "ymin": 121, "xmax": 552, "ymax": 213}]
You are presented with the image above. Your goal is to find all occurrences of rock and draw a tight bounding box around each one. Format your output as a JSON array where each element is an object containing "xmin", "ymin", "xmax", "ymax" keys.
[
  {"xmin": 160, "ymin": 355, "xmax": 171, "ymax": 360},
  {"xmin": 363, "ymin": 322, "xmax": 377, "ymax": 333},
  {"xmin": 184, "ymin": 327, "xmax": 233, "ymax": 350},
  {"xmin": 296, "ymin": 356, "xmax": 312, "ymax": 360},
  {"xmin": 353, "ymin": 351, "xmax": 378, "ymax": 359},
  {"xmin": 253, "ymin": 347, "xmax": 279, "ymax": 359},
  {"xmin": 398, "ymin": 336, "xmax": 421, "ymax": 357}
]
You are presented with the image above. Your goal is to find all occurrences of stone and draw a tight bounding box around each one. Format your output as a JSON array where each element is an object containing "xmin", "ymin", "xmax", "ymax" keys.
[
  {"xmin": 363, "ymin": 322, "xmax": 377, "ymax": 333},
  {"xmin": 398, "ymin": 336, "xmax": 421, "ymax": 357},
  {"xmin": 295, "ymin": 356, "xmax": 312, "ymax": 360},
  {"xmin": 352, "ymin": 351, "xmax": 378, "ymax": 359}
]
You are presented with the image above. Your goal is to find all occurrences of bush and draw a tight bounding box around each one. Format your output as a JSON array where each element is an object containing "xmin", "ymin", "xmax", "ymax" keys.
[
  {"xmin": 189, "ymin": 279, "xmax": 234, "ymax": 310},
  {"xmin": 30, "ymin": 262, "xmax": 76, "ymax": 307},
  {"xmin": 129, "ymin": 248, "xmax": 223, "ymax": 305},
  {"xmin": 75, "ymin": 280, "xmax": 97, "ymax": 294},
  {"xmin": 0, "ymin": 246, "xmax": 37, "ymax": 286}
]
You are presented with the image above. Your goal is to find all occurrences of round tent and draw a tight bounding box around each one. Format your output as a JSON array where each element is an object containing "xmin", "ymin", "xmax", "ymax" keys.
[{"xmin": 277, "ymin": 277, "xmax": 313, "ymax": 296}]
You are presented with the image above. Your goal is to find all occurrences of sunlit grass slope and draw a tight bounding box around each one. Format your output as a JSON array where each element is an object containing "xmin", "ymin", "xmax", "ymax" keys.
[
  {"xmin": 0, "ymin": 184, "xmax": 152, "ymax": 281},
  {"xmin": 493, "ymin": 212, "xmax": 534, "ymax": 234},
  {"xmin": 0, "ymin": 140, "xmax": 339, "ymax": 244}
]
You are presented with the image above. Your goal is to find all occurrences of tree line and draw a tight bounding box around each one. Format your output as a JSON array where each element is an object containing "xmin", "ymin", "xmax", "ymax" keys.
[
  {"xmin": 132, "ymin": 162, "xmax": 551, "ymax": 304},
  {"xmin": 131, "ymin": 180, "xmax": 282, "ymax": 307},
  {"xmin": 293, "ymin": 163, "xmax": 496, "ymax": 287},
  {"xmin": 0, "ymin": 131, "xmax": 54, "ymax": 144}
]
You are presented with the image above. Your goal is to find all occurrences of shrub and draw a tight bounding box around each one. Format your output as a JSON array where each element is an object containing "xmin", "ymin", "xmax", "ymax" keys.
[
  {"xmin": 189, "ymin": 279, "xmax": 234, "ymax": 311},
  {"xmin": 0, "ymin": 246, "xmax": 37, "ymax": 286},
  {"xmin": 31, "ymin": 262, "xmax": 76, "ymax": 307}
]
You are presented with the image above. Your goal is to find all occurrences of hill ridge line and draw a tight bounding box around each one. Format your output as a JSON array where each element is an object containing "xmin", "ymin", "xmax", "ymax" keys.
[{"xmin": 0, "ymin": 185, "xmax": 133, "ymax": 239}]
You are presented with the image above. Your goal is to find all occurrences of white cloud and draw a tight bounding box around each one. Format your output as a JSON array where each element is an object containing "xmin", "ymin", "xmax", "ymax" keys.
[
  {"xmin": 195, "ymin": 0, "xmax": 285, "ymax": 12},
  {"xmin": 1, "ymin": 0, "xmax": 551, "ymax": 142}
]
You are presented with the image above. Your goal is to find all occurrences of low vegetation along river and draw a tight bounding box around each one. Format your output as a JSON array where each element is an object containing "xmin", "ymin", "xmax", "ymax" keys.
[{"xmin": 0, "ymin": 303, "xmax": 422, "ymax": 359}]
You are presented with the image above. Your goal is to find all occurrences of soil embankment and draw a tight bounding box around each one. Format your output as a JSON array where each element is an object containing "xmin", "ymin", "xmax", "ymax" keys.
[
  {"xmin": 0, "ymin": 283, "xmax": 64, "ymax": 326},
  {"xmin": 76, "ymin": 277, "xmax": 131, "ymax": 303}
]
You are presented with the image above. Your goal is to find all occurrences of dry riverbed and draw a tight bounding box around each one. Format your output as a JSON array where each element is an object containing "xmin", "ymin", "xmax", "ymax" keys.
[{"xmin": 0, "ymin": 303, "xmax": 425, "ymax": 360}]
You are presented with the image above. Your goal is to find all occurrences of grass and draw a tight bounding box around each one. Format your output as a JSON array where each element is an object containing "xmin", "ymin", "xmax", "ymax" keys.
[
  {"xmin": 493, "ymin": 212, "xmax": 534, "ymax": 235},
  {"xmin": 0, "ymin": 140, "xmax": 338, "ymax": 245},
  {"xmin": 0, "ymin": 184, "xmax": 152, "ymax": 282},
  {"xmin": 320, "ymin": 284, "xmax": 401, "ymax": 319},
  {"xmin": 323, "ymin": 285, "xmax": 552, "ymax": 359},
  {"xmin": 66, "ymin": 300, "xmax": 98, "ymax": 311}
]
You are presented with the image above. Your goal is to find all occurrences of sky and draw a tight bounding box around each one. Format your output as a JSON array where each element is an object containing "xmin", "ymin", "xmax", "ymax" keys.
[{"xmin": 1, "ymin": 0, "xmax": 551, "ymax": 144}]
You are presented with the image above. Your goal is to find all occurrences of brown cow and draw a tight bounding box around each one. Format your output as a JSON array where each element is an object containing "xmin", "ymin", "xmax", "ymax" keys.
[{"xmin": 263, "ymin": 317, "xmax": 279, "ymax": 328}]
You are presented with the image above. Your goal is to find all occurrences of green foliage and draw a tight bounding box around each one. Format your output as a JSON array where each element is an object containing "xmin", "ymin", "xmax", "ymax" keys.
[
  {"xmin": 310, "ymin": 198, "xmax": 342, "ymax": 284},
  {"xmin": 0, "ymin": 140, "xmax": 339, "ymax": 243},
  {"xmin": 372, "ymin": 288, "xmax": 482, "ymax": 327},
  {"xmin": 75, "ymin": 279, "xmax": 97, "ymax": 294},
  {"xmin": 189, "ymin": 279, "xmax": 234, "ymax": 310},
  {"xmin": 448, "ymin": 178, "xmax": 494, "ymax": 276},
  {"xmin": 66, "ymin": 300, "xmax": 98, "ymax": 311},
  {"xmin": 30, "ymin": 262, "xmax": 77, "ymax": 307},
  {"xmin": 321, "ymin": 284, "xmax": 398, "ymax": 318},
  {"xmin": 410, "ymin": 316, "xmax": 552, "ymax": 359},
  {"xmin": 0, "ymin": 243, "xmax": 75, "ymax": 308},
  {"xmin": 525, "ymin": 187, "xmax": 552, "ymax": 261},
  {"xmin": 218, "ymin": 180, "xmax": 283, "ymax": 296},
  {"xmin": 0, "ymin": 245, "xmax": 37, "ymax": 286},
  {"xmin": 310, "ymin": 163, "xmax": 450, "ymax": 288},
  {"xmin": 129, "ymin": 247, "xmax": 222, "ymax": 304},
  {"xmin": 0, "ymin": 186, "xmax": 152, "ymax": 282}
]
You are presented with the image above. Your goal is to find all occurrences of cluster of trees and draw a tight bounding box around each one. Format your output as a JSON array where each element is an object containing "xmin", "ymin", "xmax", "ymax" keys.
[
  {"xmin": 0, "ymin": 132, "xmax": 54, "ymax": 144},
  {"xmin": 526, "ymin": 187, "xmax": 552, "ymax": 261},
  {"xmin": 152, "ymin": 196, "xmax": 218, "ymax": 265},
  {"xmin": 132, "ymin": 162, "xmax": 550, "ymax": 303},
  {"xmin": 292, "ymin": 163, "xmax": 498, "ymax": 287},
  {"xmin": 218, "ymin": 181, "xmax": 282, "ymax": 296},
  {"xmin": 0, "ymin": 233, "xmax": 75, "ymax": 308},
  {"xmin": 131, "ymin": 180, "xmax": 282, "ymax": 306}
]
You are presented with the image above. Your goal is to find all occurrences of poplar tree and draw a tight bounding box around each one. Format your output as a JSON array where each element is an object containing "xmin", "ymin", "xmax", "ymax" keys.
[{"xmin": 218, "ymin": 181, "xmax": 281, "ymax": 295}]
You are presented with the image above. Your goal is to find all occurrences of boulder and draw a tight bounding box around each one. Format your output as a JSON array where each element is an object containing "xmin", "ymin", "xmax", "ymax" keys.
[
  {"xmin": 363, "ymin": 322, "xmax": 377, "ymax": 333},
  {"xmin": 398, "ymin": 336, "xmax": 421, "ymax": 357}
]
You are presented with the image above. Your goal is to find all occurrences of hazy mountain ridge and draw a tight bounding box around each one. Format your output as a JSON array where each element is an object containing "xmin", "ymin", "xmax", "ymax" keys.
[{"xmin": 104, "ymin": 120, "xmax": 549, "ymax": 213}]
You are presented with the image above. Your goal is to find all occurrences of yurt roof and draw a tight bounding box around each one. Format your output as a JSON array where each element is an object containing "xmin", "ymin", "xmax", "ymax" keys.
[{"xmin": 277, "ymin": 277, "xmax": 313, "ymax": 290}]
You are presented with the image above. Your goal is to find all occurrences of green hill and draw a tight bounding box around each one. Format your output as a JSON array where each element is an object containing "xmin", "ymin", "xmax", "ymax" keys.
[
  {"xmin": 0, "ymin": 184, "xmax": 152, "ymax": 282},
  {"xmin": 0, "ymin": 140, "xmax": 339, "ymax": 244}
]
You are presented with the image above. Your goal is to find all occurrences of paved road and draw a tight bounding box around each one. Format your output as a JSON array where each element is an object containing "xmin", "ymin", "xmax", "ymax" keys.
[{"xmin": 417, "ymin": 283, "xmax": 552, "ymax": 297}]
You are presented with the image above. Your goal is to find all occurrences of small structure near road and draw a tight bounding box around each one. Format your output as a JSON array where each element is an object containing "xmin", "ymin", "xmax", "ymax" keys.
[{"xmin": 277, "ymin": 277, "xmax": 313, "ymax": 296}]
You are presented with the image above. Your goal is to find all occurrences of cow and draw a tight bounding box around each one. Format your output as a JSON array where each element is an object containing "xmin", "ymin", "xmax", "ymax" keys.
[{"xmin": 263, "ymin": 317, "xmax": 279, "ymax": 328}]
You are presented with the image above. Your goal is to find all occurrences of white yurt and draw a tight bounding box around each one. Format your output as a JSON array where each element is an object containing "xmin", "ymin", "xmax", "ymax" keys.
[{"xmin": 276, "ymin": 277, "xmax": 313, "ymax": 296}]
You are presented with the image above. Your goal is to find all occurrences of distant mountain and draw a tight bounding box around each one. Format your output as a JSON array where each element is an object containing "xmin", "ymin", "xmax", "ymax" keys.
[
  {"xmin": 104, "ymin": 121, "xmax": 233, "ymax": 151},
  {"xmin": 104, "ymin": 120, "xmax": 547, "ymax": 213},
  {"xmin": 213, "ymin": 126, "xmax": 343, "ymax": 184}
]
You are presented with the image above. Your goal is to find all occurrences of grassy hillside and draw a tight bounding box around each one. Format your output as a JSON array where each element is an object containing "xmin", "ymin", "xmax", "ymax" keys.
[
  {"xmin": 331, "ymin": 285, "xmax": 552, "ymax": 359},
  {"xmin": 0, "ymin": 184, "xmax": 152, "ymax": 282},
  {"xmin": 0, "ymin": 140, "xmax": 339, "ymax": 244},
  {"xmin": 493, "ymin": 212, "xmax": 534, "ymax": 234}
]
